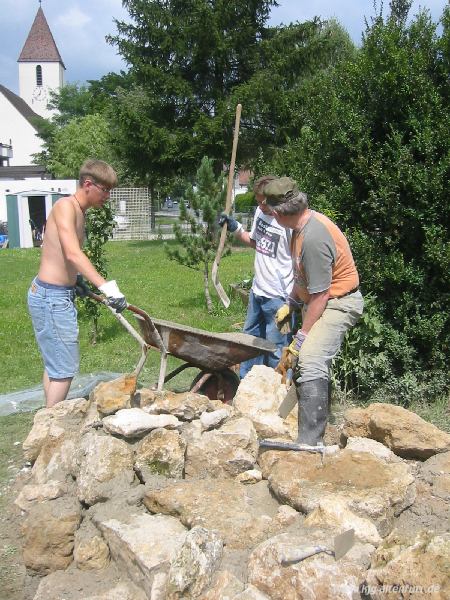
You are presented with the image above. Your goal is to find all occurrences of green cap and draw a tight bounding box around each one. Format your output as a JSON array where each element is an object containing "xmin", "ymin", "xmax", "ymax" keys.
[{"xmin": 264, "ymin": 177, "xmax": 299, "ymax": 205}]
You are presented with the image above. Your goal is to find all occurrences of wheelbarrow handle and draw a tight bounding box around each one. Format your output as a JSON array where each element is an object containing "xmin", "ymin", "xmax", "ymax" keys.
[
  {"xmin": 84, "ymin": 290, "xmax": 147, "ymax": 348},
  {"xmin": 85, "ymin": 290, "xmax": 167, "ymax": 355},
  {"xmin": 85, "ymin": 289, "xmax": 108, "ymax": 304}
]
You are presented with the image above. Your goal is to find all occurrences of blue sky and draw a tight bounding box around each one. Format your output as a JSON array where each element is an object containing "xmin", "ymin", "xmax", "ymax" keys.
[{"xmin": 1, "ymin": 0, "xmax": 447, "ymax": 94}]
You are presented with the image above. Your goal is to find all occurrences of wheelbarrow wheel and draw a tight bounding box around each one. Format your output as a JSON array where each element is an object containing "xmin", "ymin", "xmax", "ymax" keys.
[{"xmin": 190, "ymin": 368, "xmax": 240, "ymax": 404}]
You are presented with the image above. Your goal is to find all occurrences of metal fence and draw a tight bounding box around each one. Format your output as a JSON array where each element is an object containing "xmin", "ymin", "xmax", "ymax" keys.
[
  {"xmin": 110, "ymin": 188, "xmax": 152, "ymax": 241},
  {"xmin": 109, "ymin": 188, "xmax": 252, "ymax": 240}
]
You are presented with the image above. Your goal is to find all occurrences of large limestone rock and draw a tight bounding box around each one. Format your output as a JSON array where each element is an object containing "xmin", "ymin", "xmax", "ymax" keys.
[
  {"xmin": 80, "ymin": 399, "xmax": 103, "ymax": 434},
  {"xmin": 233, "ymin": 365, "xmax": 297, "ymax": 439},
  {"xmin": 76, "ymin": 431, "xmax": 134, "ymax": 505},
  {"xmin": 91, "ymin": 373, "xmax": 136, "ymax": 416},
  {"xmin": 32, "ymin": 566, "xmax": 147, "ymax": 600},
  {"xmin": 365, "ymin": 529, "xmax": 450, "ymax": 599},
  {"xmin": 200, "ymin": 408, "xmax": 231, "ymax": 431},
  {"xmin": 15, "ymin": 481, "xmax": 69, "ymax": 512},
  {"xmin": 82, "ymin": 583, "xmax": 148, "ymax": 600},
  {"xmin": 22, "ymin": 497, "xmax": 82, "ymax": 574},
  {"xmin": 166, "ymin": 526, "xmax": 223, "ymax": 599},
  {"xmin": 143, "ymin": 479, "xmax": 280, "ymax": 550},
  {"xmin": 134, "ymin": 428, "xmax": 186, "ymax": 479},
  {"xmin": 31, "ymin": 433, "xmax": 80, "ymax": 485},
  {"xmin": 102, "ymin": 408, "xmax": 181, "ymax": 438},
  {"xmin": 303, "ymin": 496, "xmax": 382, "ymax": 545},
  {"xmin": 94, "ymin": 513, "xmax": 187, "ymax": 599},
  {"xmin": 260, "ymin": 447, "xmax": 415, "ymax": 538},
  {"xmin": 184, "ymin": 416, "xmax": 258, "ymax": 479},
  {"xmin": 74, "ymin": 519, "xmax": 110, "ymax": 571},
  {"xmin": 139, "ymin": 389, "xmax": 211, "ymax": 420},
  {"xmin": 419, "ymin": 450, "xmax": 450, "ymax": 501},
  {"xmin": 345, "ymin": 436, "xmax": 402, "ymax": 462},
  {"xmin": 235, "ymin": 586, "xmax": 271, "ymax": 599},
  {"xmin": 201, "ymin": 570, "xmax": 245, "ymax": 599},
  {"xmin": 22, "ymin": 397, "xmax": 89, "ymax": 462},
  {"xmin": 343, "ymin": 403, "xmax": 450, "ymax": 459},
  {"xmin": 247, "ymin": 532, "xmax": 365, "ymax": 600}
]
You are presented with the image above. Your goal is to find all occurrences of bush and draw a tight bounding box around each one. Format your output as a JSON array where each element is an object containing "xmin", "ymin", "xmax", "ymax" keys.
[
  {"xmin": 261, "ymin": 3, "xmax": 450, "ymax": 401},
  {"xmin": 234, "ymin": 191, "xmax": 256, "ymax": 213}
]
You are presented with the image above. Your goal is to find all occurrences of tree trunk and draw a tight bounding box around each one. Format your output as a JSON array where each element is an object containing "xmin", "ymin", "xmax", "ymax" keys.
[{"xmin": 204, "ymin": 262, "xmax": 213, "ymax": 313}]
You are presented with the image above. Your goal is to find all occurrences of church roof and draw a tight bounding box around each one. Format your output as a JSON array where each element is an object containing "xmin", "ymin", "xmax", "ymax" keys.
[
  {"xmin": 0, "ymin": 85, "xmax": 42, "ymax": 130},
  {"xmin": 18, "ymin": 6, "xmax": 65, "ymax": 68}
]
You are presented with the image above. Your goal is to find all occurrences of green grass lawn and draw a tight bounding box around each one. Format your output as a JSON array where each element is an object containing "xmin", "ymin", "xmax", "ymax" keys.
[
  {"xmin": 155, "ymin": 215, "xmax": 180, "ymax": 226},
  {"xmin": 0, "ymin": 240, "xmax": 253, "ymax": 394}
]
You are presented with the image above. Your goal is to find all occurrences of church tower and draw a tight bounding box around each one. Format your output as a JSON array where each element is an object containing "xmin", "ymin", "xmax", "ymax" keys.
[{"xmin": 17, "ymin": 5, "xmax": 65, "ymax": 119}]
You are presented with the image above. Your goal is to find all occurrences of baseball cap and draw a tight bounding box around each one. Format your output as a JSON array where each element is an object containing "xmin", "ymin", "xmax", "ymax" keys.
[{"xmin": 264, "ymin": 177, "xmax": 299, "ymax": 205}]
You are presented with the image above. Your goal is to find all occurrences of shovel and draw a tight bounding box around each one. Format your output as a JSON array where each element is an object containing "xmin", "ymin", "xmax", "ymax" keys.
[
  {"xmin": 85, "ymin": 290, "xmax": 168, "ymax": 390},
  {"xmin": 212, "ymin": 103, "xmax": 242, "ymax": 308},
  {"xmin": 278, "ymin": 376, "xmax": 297, "ymax": 419},
  {"xmin": 281, "ymin": 529, "xmax": 355, "ymax": 564}
]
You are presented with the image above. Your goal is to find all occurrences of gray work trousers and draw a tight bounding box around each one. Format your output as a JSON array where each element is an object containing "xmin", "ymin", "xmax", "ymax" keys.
[{"xmin": 297, "ymin": 291, "xmax": 364, "ymax": 383}]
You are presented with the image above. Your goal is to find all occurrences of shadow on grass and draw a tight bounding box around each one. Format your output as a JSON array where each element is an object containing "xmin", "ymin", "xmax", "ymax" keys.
[
  {"xmin": 175, "ymin": 292, "xmax": 209, "ymax": 310},
  {"xmin": 77, "ymin": 316, "xmax": 129, "ymax": 344}
]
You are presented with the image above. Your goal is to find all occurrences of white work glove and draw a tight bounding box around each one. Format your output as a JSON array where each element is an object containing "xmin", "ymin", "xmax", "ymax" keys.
[{"xmin": 99, "ymin": 280, "xmax": 127, "ymax": 313}]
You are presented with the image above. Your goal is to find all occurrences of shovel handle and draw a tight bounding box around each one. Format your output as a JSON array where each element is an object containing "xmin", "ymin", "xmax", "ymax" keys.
[
  {"xmin": 85, "ymin": 290, "xmax": 167, "ymax": 355},
  {"xmin": 281, "ymin": 546, "xmax": 329, "ymax": 564}
]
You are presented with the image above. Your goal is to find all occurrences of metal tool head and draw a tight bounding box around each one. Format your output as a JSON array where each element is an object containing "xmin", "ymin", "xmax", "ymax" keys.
[
  {"xmin": 278, "ymin": 383, "xmax": 297, "ymax": 419},
  {"xmin": 258, "ymin": 439, "xmax": 326, "ymax": 453},
  {"xmin": 280, "ymin": 529, "xmax": 356, "ymax": 565},
  {"xmin": 333, "ymin": 529, "xmax": 355, "ymax": 560}
]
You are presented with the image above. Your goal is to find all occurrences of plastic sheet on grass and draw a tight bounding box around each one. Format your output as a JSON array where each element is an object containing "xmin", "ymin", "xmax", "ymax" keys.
[{"xmin": 0, "ymin": 372, "xmax": 122, "ymax": 416}]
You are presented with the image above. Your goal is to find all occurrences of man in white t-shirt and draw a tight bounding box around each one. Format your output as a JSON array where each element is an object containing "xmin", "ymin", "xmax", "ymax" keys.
[{"xmin": 220, "ymin": 176, "xmax": 294, "ymax": 378}]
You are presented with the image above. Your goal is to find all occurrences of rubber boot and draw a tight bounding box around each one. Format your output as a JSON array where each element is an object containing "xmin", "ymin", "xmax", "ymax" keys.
[{"xmin": 295, "ymin": 378, "xmax": 329, "ymax": 446}]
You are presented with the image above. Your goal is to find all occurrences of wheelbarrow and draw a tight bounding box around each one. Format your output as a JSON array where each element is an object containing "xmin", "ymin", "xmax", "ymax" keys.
[{"xmin": 88, "ymin": 291, "xmax": 276, "ymax": 402}]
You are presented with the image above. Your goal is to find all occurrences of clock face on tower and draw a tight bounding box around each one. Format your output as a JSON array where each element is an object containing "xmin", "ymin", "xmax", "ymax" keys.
[{"xmin": 32, "ymin": 86, "xmax": 47, "ymax": 101}]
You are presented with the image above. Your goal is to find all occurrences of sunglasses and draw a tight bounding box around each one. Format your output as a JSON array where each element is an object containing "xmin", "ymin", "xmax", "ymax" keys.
[{"xmin": 89, "ymin": 180, "xmax": 111, "ymax": 194}]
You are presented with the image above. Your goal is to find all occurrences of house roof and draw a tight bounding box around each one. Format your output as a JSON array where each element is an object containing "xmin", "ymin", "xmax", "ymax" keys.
[
  {"xmin": 0, "ymin": 85, "xmax": 42, "ymax": 130},
  {"xmin": 0, "ymin": 165, "xmax": 50, "ymax": 180},
  {"xmin": 18, "ymin": 7, "xmax": 65, "ymax": 68},
  {"xmin": 238, "ymin": 170, "xmax": 252, "ymax": 186}
]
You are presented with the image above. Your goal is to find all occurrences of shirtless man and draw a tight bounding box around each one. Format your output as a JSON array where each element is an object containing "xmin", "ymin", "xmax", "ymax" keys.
[{"xmin": 27, "ymin": 159, "xmax": 127, "ymax": 408}]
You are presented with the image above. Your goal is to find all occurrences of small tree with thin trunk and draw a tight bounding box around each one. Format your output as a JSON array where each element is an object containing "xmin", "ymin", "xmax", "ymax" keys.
[{"xmin": 165, "ymin": 156, "xmax": 230, "ymax": 312}]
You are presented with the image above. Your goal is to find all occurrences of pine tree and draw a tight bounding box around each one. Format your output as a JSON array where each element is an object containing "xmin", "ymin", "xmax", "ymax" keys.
[{"xmin": 165, "ymin": 157, "xmax": 229, "ymax": 312}]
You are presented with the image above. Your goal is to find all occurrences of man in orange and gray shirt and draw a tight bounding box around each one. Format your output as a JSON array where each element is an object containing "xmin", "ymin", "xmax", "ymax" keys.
[{"xmin": 264, "ymin": 177, "xmax": 364, "ymax": 447}]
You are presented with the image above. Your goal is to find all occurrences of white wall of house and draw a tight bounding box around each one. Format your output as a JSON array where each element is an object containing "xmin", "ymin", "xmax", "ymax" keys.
[
  {"xmin": 0, "ymin": 178, "xmax": 76, "ymax": 223},
  {"xmin": 19, "ymin": 61, "xmax": 64, "ymax": 119},
  {"xmin": 0, "ymin": 94, "xmax": 43, "ymax": 166}
]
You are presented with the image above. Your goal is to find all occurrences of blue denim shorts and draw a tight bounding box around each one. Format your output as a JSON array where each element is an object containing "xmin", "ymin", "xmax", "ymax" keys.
[{"xmin": 28, "ymin": 277, "xmax": 79, "ymax": 379}]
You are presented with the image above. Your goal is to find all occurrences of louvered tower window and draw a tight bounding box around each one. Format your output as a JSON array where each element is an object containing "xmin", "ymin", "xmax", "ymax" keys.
[{"xmin": 36, "ymin": 65, "xmax": 43, "ymax": 86}]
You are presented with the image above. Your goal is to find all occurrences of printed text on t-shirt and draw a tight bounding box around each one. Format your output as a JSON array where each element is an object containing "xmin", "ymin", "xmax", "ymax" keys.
[{"xmin": 255, "ymin": 217, "xmax": 281, "ymax": 258}]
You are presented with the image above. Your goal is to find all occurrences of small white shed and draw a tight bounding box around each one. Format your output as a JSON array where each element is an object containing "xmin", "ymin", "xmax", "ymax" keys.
[{"xmin": 6, "ymin": 189, "xmax": 61, "ymax": 248}]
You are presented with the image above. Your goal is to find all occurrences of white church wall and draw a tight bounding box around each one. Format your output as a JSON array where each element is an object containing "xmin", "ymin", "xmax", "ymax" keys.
[{"xmin": 0, "ymin": 94, "xmax": 43, "ymax": 166}]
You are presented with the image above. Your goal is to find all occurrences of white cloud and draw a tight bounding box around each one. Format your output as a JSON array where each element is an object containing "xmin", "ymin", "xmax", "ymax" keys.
[{"xmin": 56, "ymin": 6, "xmax": 91, "ymax": 29}]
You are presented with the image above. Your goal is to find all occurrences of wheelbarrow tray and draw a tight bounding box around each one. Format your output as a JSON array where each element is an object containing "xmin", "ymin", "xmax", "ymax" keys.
[{"xmin": 135, "ymin": 316, "xmax": 276, "ymax": 371}]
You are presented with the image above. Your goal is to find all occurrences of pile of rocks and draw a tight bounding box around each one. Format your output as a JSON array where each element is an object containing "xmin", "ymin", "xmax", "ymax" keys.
[{"xmin": 16, "ymin": 366, "xmax": 450, "ymax": 599}]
